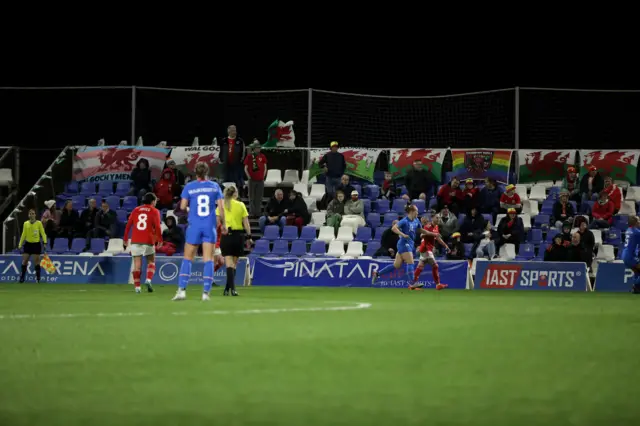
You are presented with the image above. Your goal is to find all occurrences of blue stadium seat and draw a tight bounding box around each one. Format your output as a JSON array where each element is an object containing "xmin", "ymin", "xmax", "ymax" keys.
[
  {"xmin": 116, "ymin": 210, "xmax": 128, "ymax": 224},
  {"xmin": 413, "ymin": 199, "xmax": 426, "ymax": 214},
  {"xmin": 71, "ymin": 195, "xmax": 85, "ymax": 211},
  {"xmin": 89, "ymin": 238, "xmax": 105, "ymax": 254},
  {"xmin": 541, "ymin": 202, "xmax": 554, "ymax": 215},
  {"xmin": 364, "ymin": 241, "xmax": 381, "ymax": 257},
  {"xmin": 64, "ymin": 181, "xmax": 79, "ymax": 195},
  {"xmin": 365, "ymin": 185, "xmax": 380, "ymax": 199},
  {"xmin": 549, "ymin": 187, "xmax": 560, "ymax": 197},
  {"xmin": 458, "ymin": 213, "xmax": 466, "ymax": 224},
  {"xmin": 252, "ymin": 239, "xmax": 270, "ymax": 255},
  {"xmin": 515, "ymin": 243, "xmax": 535, "ymax": 261},
  {"xmin": 482, "ymin": 214, "xmax": 493, "ymax": 226},
  {"xmin": 263, "ymin": 226, "xmax": 280, "ymax": 241},
  {"xmin": 382, "ymin": 212, "xmax": 398, "ymax": 227},
  {"xmin": 374, "ymin": 227, "xmax": 386, "ymax": 241},
  {"xmin": 51, "ymin": 238, "xmax": 70, "ymax": 254},
  {"xmin": 569, "ymin": 201, "xmax": 577, "ymax": 213},
  {"xmin": 376, "ymin": 200, "xmax": 390, "ymax": 214},
  {"xmin": 399, "ymin": 185, "xmax": 408, "ymax": 195},
  {"xmin": 115, "ymin": 181, "xmax": 131, "ymax": 197},
  {"xmin": 281, "ymin": 226, "xmax": 298, "ymax": 241},
  {"xmin": 79, "ymin": 182, "xmax": 95, "ymax": 196},
  {"xmin": 545, "ymin": 229, "xmax": 559, "ymax": 243},
  {"xmin": 373, "ymin": 171, "xmax": 385, "ymax": 186},
  {"xmin": 582, "ymin": 201, "xmax": 595, "ymax": 214},
  {"xmin": 352, "ymin": 184, "xmax": 362, "ymax": 196},
  {"xmin": 290, "ymin": 240, "xmax": 307, "ymax": 256},
  {"xmin": 308, "ymin": 240, "xmax": 326, "ymax": 256},
  {"xmin": 299, "ymin": 226, "xmax": 317, "ymax": 242},
  {"xmin": 362, "ymin": 199, "xmax": 371, "ymax": 215},
  {"xmin": 464, "ymin": 243, "xmax": 473, "ymax": 258},
  {"xmin": 270, "ymin": 240, "xmax": 289, "ymax": 255},
  {"xmin": 529, "ymin": 228, "xmax": 543, "ymax": 246},
  {"xmin": 69, "ymin": 238, "xmax": 86, "ymax": 254},
  {"xmin": 429, "ymin": 198, "xmax": 438, "ymax": 211},
  {"xmin": 56, "ymin": 198, "xmax": 67, "ymax": 209},
  {"xmin": 534, "ymin": 214, "xmax": 550, "ymax": 229},
  {"xmin": 91, "ymin": 195, "xmax": 103, "ymax": 206},
  {"xmin": 97, "ymin": 181, "xmax": 113, "ymax": 196},
  {"xmin": 606, "ymin": 228, "xmax": 622, "ymax": 246},
  {"xmin": 106, "ymin": 196, "xmax": 121, "ymax": 211},
  {"xmin": 535, "ymin": 243, "xmax": 549, "ymax": 260},
  {"xmin": 354, "ymin": 227, "xmax": 372, "ymax": 243},
  {"xmin": 367, "ymin": 212, "xmax": 381, "ymax": 228},
  {"xmin": 614, "ymin": 215, "xmax": 629, "ymax": 231},
  {"xmin": 122, "ymin": 196, "xmax": 138, "ymax": 212}
]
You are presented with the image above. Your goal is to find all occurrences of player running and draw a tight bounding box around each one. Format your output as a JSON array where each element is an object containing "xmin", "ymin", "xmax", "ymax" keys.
[
  {"xmin": 372, "ymin": 205, "xmax": 423, "ymax": 287},
  {"xmin": 124, "ymin": 193, "xmax": 163, "ymax": 293},
  {"xmin": 622, "ymin": 215, "xmax": 640, "ymax": 294},
  {"xmin": 411, "ymin": 214, "xmax": 450, "ymax": 291},
  {"xmin": 172, "ymin": 162, "xmax": 226, "ymax": 301}
]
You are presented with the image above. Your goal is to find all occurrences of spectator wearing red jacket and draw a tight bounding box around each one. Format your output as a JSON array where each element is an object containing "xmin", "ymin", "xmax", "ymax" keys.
[
  {"xmin": 437, "ymin": 177, "xmax": 464, "ymax": 215},
  {"xmin": 243, "ymin": 141, "xmax": 268, "ymax": 218},
  {"xmin": 153, "ymin": 168, "xmax": 179, "ymax": 209},
  {"xmin": 462, "ymin": 178, "xmax": 479, "ymax": 213},
  {"xmin": 590, "ymin": 191, "xmax": 615, "ymax": 229},
  {"xmin": 500, "ymin": 184, "xmax": 522, "ymax": 214},
  {"xmin": 603, "ymin": 176, "xmax": 622, "ymax": 213}
]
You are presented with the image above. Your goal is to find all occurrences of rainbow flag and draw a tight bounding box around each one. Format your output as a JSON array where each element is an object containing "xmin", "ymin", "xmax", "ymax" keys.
[
  {"xmin": 450, "ymin": 149, "xmax": 513, "ymax": 184},
  {"xmin": 73, "ymin": 146, "xmax": 170, "ymax": 183}
]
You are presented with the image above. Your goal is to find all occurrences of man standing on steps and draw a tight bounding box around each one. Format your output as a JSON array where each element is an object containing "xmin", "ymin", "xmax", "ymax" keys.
[
  {"xmin": 220, "ymin": 125, "xmax": 246, "ymax": 194},
  {"xmin": 319, "ymin": 141, "xmax": 346, "ymax": 197},
  {"xmin": 244, "ymin": 141, "xmax": 267, "ymax": 218}
]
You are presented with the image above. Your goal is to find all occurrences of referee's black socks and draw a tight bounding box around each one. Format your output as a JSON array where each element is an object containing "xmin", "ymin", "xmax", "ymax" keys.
[
  {"xmin": 225, "ymin": 268, "xmax": 235, "ymax": 291},
  {"xmin": 20, "ymin": 264, "xmax": 27, "ymax": 280},
  {"xmin": 35, "ymin": 265, "xmax": 41, "ymax": 281}
]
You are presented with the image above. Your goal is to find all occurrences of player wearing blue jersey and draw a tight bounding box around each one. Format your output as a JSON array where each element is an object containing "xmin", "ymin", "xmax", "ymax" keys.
[
  {"xmin": 372, "ymin": 205, "xmax": 425, "ymax": 287},
  {"xmin": 172, "ymin": 162, "xmax": 226, "ymax": 301},
  {"xmin": 622, "ymin": 215, "xmax": 640, "ymax": 293}
]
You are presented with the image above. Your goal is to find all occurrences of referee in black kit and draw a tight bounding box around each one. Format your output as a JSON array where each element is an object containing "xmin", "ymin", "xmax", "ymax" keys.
[{"xmin": 217, "ymin": 186, "xmax": 252, "ymax": 296}]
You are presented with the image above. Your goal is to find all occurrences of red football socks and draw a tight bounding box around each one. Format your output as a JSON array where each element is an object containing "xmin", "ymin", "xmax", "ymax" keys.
[
  {"xmin": 413, "ymin": 266, "xmax": 423, "ymax": 282},
  {"xmin": 132, "ymin": 270, "xmax": 141, "ymax": 288},
  {"xmin": 146, "ymin": 262, "xmax": 155, "ymax": 282},
  {"xmin": 432, "ymin": 263, "xmax": 440, "ymax": 284}
]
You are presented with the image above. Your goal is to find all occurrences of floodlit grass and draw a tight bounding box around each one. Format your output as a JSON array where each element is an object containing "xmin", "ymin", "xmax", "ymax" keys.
[{"xmin": 0, "ymin": 284, "xmax": 639, "ymax": 425}]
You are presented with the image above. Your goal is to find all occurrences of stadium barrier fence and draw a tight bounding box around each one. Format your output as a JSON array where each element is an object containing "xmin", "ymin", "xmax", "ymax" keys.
[
  {"xmin": 473, "ymin": 260, "xmax": 590, "ymax": 291},
  {"xmin": 593, "ymin": 262, "xmax": 637, "ymax": 292}
]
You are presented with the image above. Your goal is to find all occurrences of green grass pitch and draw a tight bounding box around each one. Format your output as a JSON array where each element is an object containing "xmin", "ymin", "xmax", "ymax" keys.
[{"xmin": 0, "ymin": 284, "xmax": 639, "ymax": 426}]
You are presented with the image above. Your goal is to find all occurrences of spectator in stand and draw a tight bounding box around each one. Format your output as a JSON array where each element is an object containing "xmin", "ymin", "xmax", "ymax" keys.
[
  {"xmin": 41, "ymin": 200, "xmax": 59, "ymax": 247},
  {"xmin": 57, "ymin": 200, "xmax": 79, "ymax": 242},
  {"xmin": 326, "ymin": 190, "xmax": 346, "ymax": 233},
  {"xmin": 561, "ymin": 166, "xmax": 581, "ymax": 203},
  {"xmin": 462, "ymin": 178, "xmax": 479, "ymax": 213},
  {"xmin": 259, "ymin": 189, "xmax": 288, "ymax": 233},
  {"xmin": 244, "ymin": 141, "xmax": 268, "ymax": 218},
  {"xmin": 590, "ymin": 190, "xmax": 615, "ymax": 229},
  {"xmin": 220, "ymin": 125, "xmax": 246, "ymax": 193},
  {"xmin": 500, "ymin": 184, "xmax": 522, "ymax": 214},
  {"xmin": 446, "ymin": 232, "xmax": 465, "ymax": 260},
  {"xmin": 603, "ymin": 176, "xmax": 622, "ymax": 214},
  {"xmin": 318, "ymin": 141, "xmax": 346, "ymax": 197},
  {"xmin": 560, "ymin": 221, "xmax": 573, "ymax": 244},
  {"xmin": 479, "ymin": 177, "xmax": 502, "ymax": 220},
  {"xmin": 86, "ymin": 200, "xmax": 117, "ymax": 249},
  {"xmin": 335, "ymin": 174, "xmax": 355, "ymax": 199},
  {"xmin": 341, "ymin": 190, "xmax": 365, "ymax": 233},
  {"xmin": 374, "ymin": 220, "xmax": 399, "ymax": 258},
  {"xmin": 496, "ymin": 208, "xmax": 523, "ymax": 253},
  {"xmin": 460, "ymin": 206, "xmax": 486, "ymax": 245},
  {"xmin": 381, "ymin": 171, "xmax": 397, "ymax": 200},
  {"xmin": 437, "ymin": 177, "xmax": 463, "ymax": 215},
  {"xmin": 574, "ymin": 216, "xmax": 595, "ymax": 252},
  {"xmin": 475, "ymin": 225, "xmax": 497, "ymax": 260},
  {"xmin": 438, "ymin": 206, "xmax": 459, "ymax": 242},
  {"xmin": 166, "ymin": 159, "xmax": 185, "ymax": 187},
  {"xmin": 286, "ymin": 190, "xmax": 310, "ymax": 232},
  {"xmin": 79, "ymin": 198, "xmax": 99, "ymax": 236},
  {"xmin": 154, "ymin": 168, "xmax": 179, "ymax": 210},
  {"xmin": 130, "ymin": 158, "xmax": 152, "ymax": 201},
  {"xmin": 157, "ymin": 216, "xmax": 184, "ymax": 256},
  {"xmin": 567, "ymin": 232, "xmax": 591, "ymax": 266},
  {"xmin": 404, "ymin": 159, "xmax": 432, "ymax": 200},
  {"xmin": 580, "ymin": 165, "xmax": 604, "ymax": 204},
  {"xmin": 544, "ymin": 234, "xmax": 568, "ymax": 262},
  {"xmin": 553, "ymin": 190, "xmax": 575, "ymax": 230}
]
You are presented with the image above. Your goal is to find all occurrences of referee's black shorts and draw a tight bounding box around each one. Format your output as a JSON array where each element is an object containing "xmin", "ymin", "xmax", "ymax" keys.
[
  {"xmin": 220, "ymin": 230, "xmax": 245, "ymax": 257},
  {"xmin": 23, "ymin": 242, "xmax": 42, "ymax": 255}
]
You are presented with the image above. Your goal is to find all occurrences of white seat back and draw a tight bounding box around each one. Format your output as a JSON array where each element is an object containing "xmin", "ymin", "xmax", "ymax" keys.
[
  {"xmin": 345, "ymin": 241, "xmax": 364, "ymax": 258},
  {"xmin": 327, "ymin": 240, "xmax": 346, "ymax": 257},
  {"xmin": 294, "ymin": 183, "xmax": 309, "ymax": 197},
  {"xmin": 522, "ymin": 200, "xmax": 539, "ymax": 218},
  {"xmin": 264, "ymin": 169, "xmax": 282, "ymax": 187},
  {"xmin": 591, "ymin": 229, "xmax": 602, "ymax": 247},
  {"xmin": 336, "ymin": 226, "xmax": 354, "ymax": 243},
  {"xmin": 615, "ymin": 180, "xmax": 630, "ymax": 190},
  {"xmin": 596, "ymin": 244, "xmax": 615, "ymax": 261},
  {"xmin": 283, "ymin": 169, "xmax": 300, "ymax": 184},
  {"xmin": 619, "ymin": 200, "xmax": 637, "ymax": 216},
  {"xmin": 317, "ymin": 226, "xmax": 335, "ymax": 243},
  {"xmin": 309, "ymin": 184, "xmax": 325, "ymax": 201},
  {"xmin": 529, "ymin": 185, "xmax": 547, "ymax": 201},
  {"xmin": 625, "ymin": 186, "xmax": 640, "ymax": 202},
  {"xmin": 311, "ymin": 211, "xmax": 327, "ymax": 228},
  {"xmin": 106, "ymin": 238, "xmax": 125, "ymax": 254},
  {"xmin": 222, "ymin": 182, "xmax": 237, "ymax": 190},
  {"xmin": 304, "ymin": 197, "xmax": 317, "ymax": 212},
  {"xmin": 498, "ymin": 243, "xmax": 516, "ymax": 261},
  {"xmin": 494, "ymin": 214, "xmax": 506, "ymax": 229},
  {"xmin": 520, "ymin": 213, "xmax": 531, "ymax": 231},
  {"xmin": 537, "ymin": 181, "xmax": 554, "ymax": 189},
  {"xmin": 515, "ymin": 185, "xmax": 529, "ymax": 201},
  {"xmin": 301, "ymin": 170, "xmax": 310, "ymax": 185}
]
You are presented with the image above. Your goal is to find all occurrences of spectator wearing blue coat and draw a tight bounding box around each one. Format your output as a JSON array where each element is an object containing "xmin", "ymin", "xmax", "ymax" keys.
[{"xmin": 479, "ymin": 177, "xmax": 502, "ymax": 220}]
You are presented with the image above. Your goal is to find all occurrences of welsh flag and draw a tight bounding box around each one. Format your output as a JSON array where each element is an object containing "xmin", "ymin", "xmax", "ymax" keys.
[
  {"xmin": 518, "ymin": 150, "xmax": 575, "ymax": 183},
  {"xmin": 389, "ymin": 149, "xmax": 446, "ymax": 181},
  {"xmin": 579, "ymin": 150, "xmax": 640, "ymax": 184},
  {"xmin": 263, "ymin": 119, "xmax": 295, "ymax": 148},
  {"xmin": 309, "ymin": 147, "xmax": 383, "ymax": 182}
]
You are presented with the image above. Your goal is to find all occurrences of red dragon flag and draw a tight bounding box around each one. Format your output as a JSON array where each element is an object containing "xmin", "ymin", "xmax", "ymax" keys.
[
  {"xmin": 579, "ymin": 150, "xmax": 640, "ymax": 184},
  {"xmin": 73, "ymin": 146, "xmax": 171, "ymax": 183},
  {"xmin": 169, "ymin": 146, "xmax": 221, "ymax": 177},
  {"xmin": 389, "ymin": 149, "xmax": 446, "ymax": 181},
  {"xmin": 517, "ymin": 150, "xmax": 576, "ymax": 183}
]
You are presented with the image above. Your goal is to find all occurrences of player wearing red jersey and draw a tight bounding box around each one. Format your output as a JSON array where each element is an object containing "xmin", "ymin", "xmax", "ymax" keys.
[
  {"xmin": 124, "ymin": 193, "xmax": 163, "ymax": 293},
  {"xmin": 411, "ymin": 214, "xmax": 449, "ymax": 290},
  {"xmin": 214, "ymin": 215, "xmax": 224, "ymax": 272}
]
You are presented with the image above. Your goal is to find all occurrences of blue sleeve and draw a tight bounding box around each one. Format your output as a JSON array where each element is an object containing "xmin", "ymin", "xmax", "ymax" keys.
[
  {"xmin": 180, "ymin": 184, "xmax": 189, "ymax": 200},
  {"xmin": 213, "ymin": 183, "xmax": 223, "ymax": 202},
  {"xmin": 397, "ymin": 218, "xmax": 408, "ymax": 233}
]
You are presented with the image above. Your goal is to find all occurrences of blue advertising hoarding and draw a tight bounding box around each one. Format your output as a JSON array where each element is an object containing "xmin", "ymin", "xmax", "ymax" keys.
[
  {"xmin": 474, "ymin": 261, "xmax": 588, "ymax": 291},
  {"xmin": 251, "ymin": 257, "xmax": 468, "ymax": 289},
  {"xmin": 594, "ymin": 262, "xmax": 637, "ymax": 292}
]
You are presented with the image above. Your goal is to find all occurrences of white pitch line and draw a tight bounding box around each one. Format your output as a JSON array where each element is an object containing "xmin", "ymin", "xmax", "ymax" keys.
[{"xmin": 0, "ymin": 302, "xmax": 372, "ymax": 320}]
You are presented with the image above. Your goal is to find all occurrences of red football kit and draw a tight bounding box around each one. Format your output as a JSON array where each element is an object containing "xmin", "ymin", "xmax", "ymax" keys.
[
  {"xmin": 419, "ymin": 224, "xmax": 439, "ymax": 253},
  {"xmin": 125, "ymin": 205, "xmax": 163, "ymax": 245},
  {"xmin": 414, "ymin": 223, "xmax": 444, "ymax": 288}
]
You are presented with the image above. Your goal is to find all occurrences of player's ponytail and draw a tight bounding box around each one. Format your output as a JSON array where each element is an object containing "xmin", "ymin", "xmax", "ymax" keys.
[
  {"xmin": 224, "ymin": 186, "xmax": 236, "ymax": 211},
  {"xmin": 405, "ymin": 204, "xmax": 417, "ymax": 214},
  {"xmin": 195, "ymin": 162, "xmax": 209, "ymax": 179}
]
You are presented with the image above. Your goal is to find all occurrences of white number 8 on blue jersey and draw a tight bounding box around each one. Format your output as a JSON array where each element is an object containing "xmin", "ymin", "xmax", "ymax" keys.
[{"xmin": 197, "ymin": 195, "xmax": 210, "ymax": 217}]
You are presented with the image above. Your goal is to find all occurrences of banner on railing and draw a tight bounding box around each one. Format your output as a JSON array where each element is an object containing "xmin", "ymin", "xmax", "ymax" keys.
[
  {"xmin": 594, "ymin": 262, "xmax": 637, "ymax": 292},
  {"xmin": 308, "ymin": 148, "xmax": 383, "ymax": 182},
  {"xmin": 388, "ymin": 148, "xmax": 446, "ymax": 181},
  {"xmin": 0, "ymin": 255, "xmax": 247, "ymax": 286},
  {"xmin": 251, "ymin": 257, "xmax": 468, "ymax": 288},
  {"xmin": 73, "ymin": 146, "xmax": 171, "ymax": 183},
  {"xmin": 450, "ymin": 149, "xmax": 513, "ymax": 184},
  {"xmin": 168, "ymin": 146, "xmax": 220, "ymax": 178},
  {"xmin": 474, "ymin": 261, "xmax": 588, "ymax": 291},
  {"xmin": 579, "ymin": 150, "xmax": 640, "ymax": 184},
  {"xmin": 518, "ymin": 150, "xmax": 575, "ymax": 183}
]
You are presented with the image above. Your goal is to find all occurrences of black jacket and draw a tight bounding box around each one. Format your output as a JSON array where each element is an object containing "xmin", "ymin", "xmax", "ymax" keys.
[
  {"xmin": 459, "ymin": 213, "xmax": 486, "ymax": 243},
  {"xmin": 336, "ymin": 183, "xmax": 355, "ymax": 197},
  {"xmin": 580, "ymin": 172, "xmax": 604, "ymax": 195},
  {"xmin": 567, "ymin": 244, "xmax": 590, "ymax": 265},
  {"xmin": 544, "ymin": 244, "xmax": 568, "ymax": 262},
  {"xmin": 380, "ymin": 228, "xmax": 399, "ymax": 252},
  {"xmin": 318, "ymin": 151, "xmax": 346, "ymax": 178},
  {"xmin": 219, "ymin": 136, "xmax": 246, "ymax": 166},
  {"xmin": 405, "ymin": 169, "xmax": 432, "ymax": 196},
  {"xmin": 80, "ymin": 207, "xmax": 98, "ymax": 230},
  {"xmin": 59, "ymin": 209, "xmax": 79, "ymax": 231},
  {"xmin": 163, "ymin": 225, "xmax": 184, "ymax": 247},
  {"xmin": 265, "ymin": 197, "xmax": 290, "ymax": 217},
  {"xmin": 131, "ymin": 159, "xmax": 152, "ymax": 191},
  {"xmin": 577, "ymin": 229, "xmax": 595, "ymax": 252},
  {"xmin": 95, "ymin": 209, "xmax": 117, "ymax": 229},
  {"xmin": 288, "ymin": 195, "xmax": 310, "ymax": 224},
  {"xmin": 497, "ymin": 216, "xmax": 524, "ymax": 242},
  {"xmin": 447, "ymin": 241, "xmax": 466, "ymax": 260},
  {"xmin": 552, "ymin": 201, "xmax": 575, "ymax": 223}
]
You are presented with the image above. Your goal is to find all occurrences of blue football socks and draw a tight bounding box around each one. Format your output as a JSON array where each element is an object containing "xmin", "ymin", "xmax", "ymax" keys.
[
  {"xmin": 178, "ymin": 259, "xmax": 192, "ymax": 290},
  {"xmin": 203, "ymin": 261, "xmax": 214, "ymax": 293},
  {"xmin": 377, "ymin": 263, "xmax": 396, "ymax": 277}
]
